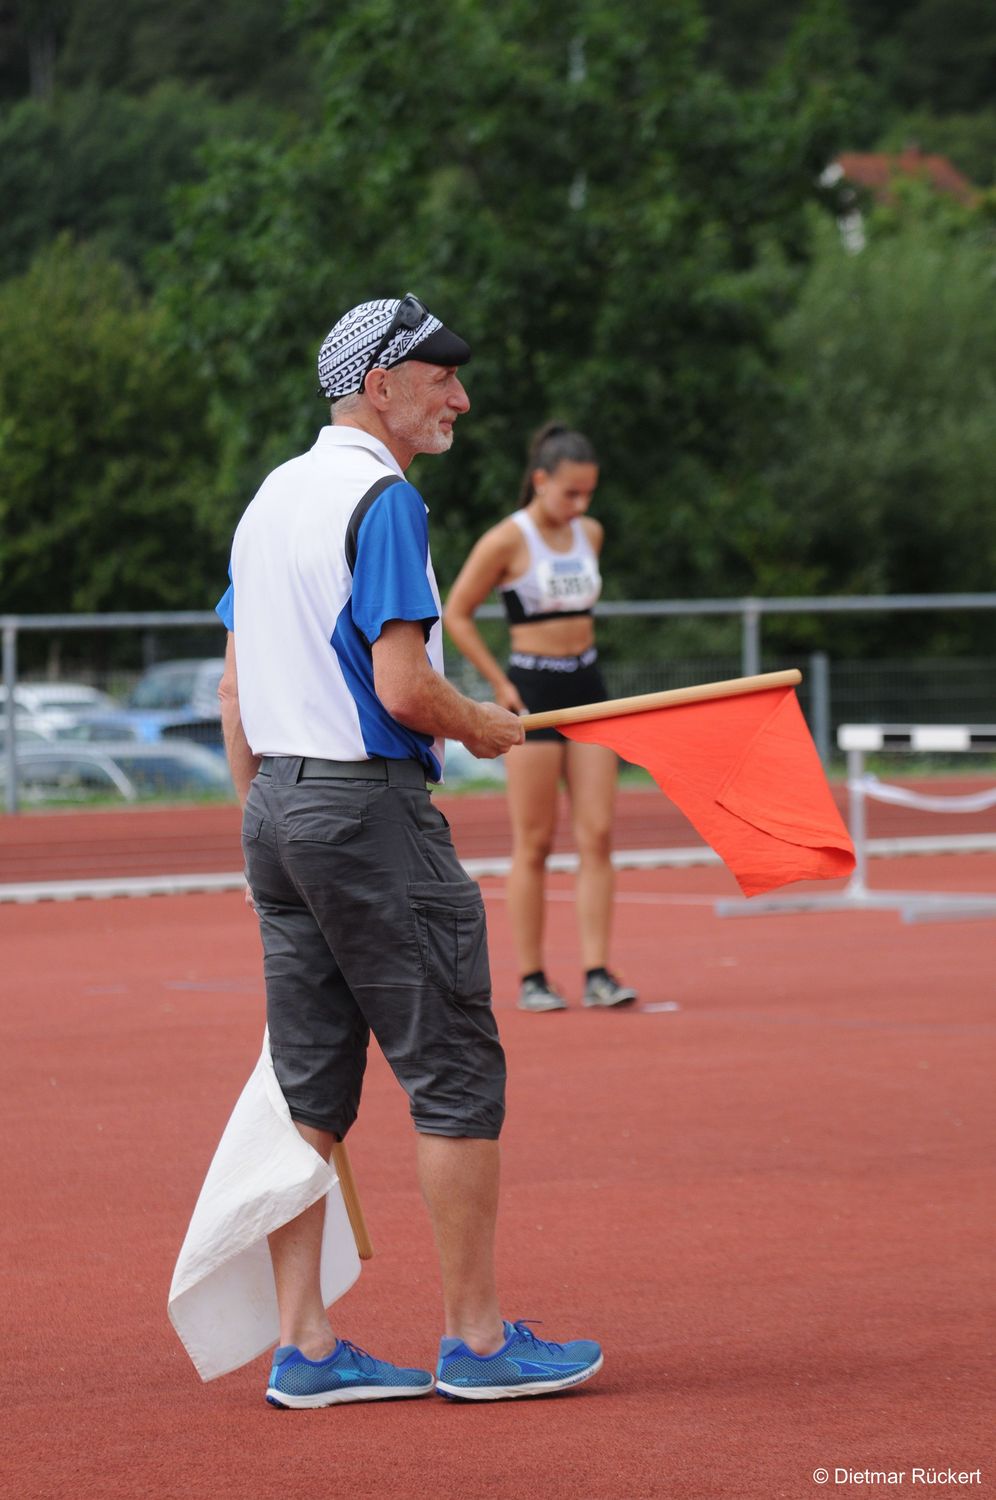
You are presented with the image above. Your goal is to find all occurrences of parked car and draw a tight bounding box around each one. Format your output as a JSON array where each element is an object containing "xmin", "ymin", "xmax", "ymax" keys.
[
  {"xmin": 0, "ymin": 681, "xmax": 117, "ymax": 736},
  {"xmin": 128, "ymin": 659, "xmax": 225, "ymax": 715},
  {"xmin": 0, "ymin": 723, "xmax": 55, "ymax": 750},
  {"xmin": 68, "ymin": 658, "xmax": 226, "ymax": 751},
  {"xmin": 441, "ymin": 739, "xmax": 508, "ymax": 786},
  {"xmin": 0, "ymin": 740, "xmax": 234, "ymax": 804}
]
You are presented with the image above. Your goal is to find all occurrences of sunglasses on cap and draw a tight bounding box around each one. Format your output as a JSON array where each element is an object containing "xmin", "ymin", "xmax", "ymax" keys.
[{"xmin": 356, "ymin": 293, "xmax": 429, "ymax": 392}]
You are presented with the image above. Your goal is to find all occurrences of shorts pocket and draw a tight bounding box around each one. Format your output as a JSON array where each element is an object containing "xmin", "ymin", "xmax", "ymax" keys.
[
  {"xmin": 408, "ymin": 879, "xmax": 491, "ymax": 1000},
  {"xmin": 284, "ymin": 808, "xmax": 364, "ymax": 844}
]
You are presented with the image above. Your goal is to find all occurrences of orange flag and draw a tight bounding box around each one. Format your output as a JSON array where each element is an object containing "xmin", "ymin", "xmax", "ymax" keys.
[{"xmin": 561, "ymin": 687, "xmax": 855, "ymax": 897}]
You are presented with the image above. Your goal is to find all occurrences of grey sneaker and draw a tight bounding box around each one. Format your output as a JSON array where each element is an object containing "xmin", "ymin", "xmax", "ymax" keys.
[
  {"xmin": 582, "ymin": 971, "xmax": 638, "ymax": 1008},
  {"xmin": 518, "ymin": 975, "xmax": 568, "ymax": 1012}
]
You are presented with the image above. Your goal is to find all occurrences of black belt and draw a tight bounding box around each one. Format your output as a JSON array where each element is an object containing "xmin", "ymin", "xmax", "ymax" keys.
[{"xmin": 257, "ymin": 755, "xmax": 429, "ymax": 788}]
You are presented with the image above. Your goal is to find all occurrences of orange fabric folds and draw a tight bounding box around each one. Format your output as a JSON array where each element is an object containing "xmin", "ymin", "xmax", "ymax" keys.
[{"xmin": 560, "ymin": 687, "xmax": 855, "ymax": 897}]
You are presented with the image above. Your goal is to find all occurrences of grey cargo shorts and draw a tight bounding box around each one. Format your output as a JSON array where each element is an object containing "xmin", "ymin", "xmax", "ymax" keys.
[{"xmin": 242, "ymin": 756, "xmax": 506, "ymax": 1140}]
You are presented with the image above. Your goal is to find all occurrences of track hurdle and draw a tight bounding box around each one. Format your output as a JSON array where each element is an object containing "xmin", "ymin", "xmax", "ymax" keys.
[{"xmin": 716, "ymin": 723, "xmax": 996, "ymax": 923}]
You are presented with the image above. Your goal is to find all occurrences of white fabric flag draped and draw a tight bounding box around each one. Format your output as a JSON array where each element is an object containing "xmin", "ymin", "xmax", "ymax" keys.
[{"xmin": 168, "ymin": 1032, "xmax": 361, "ymax": 1382}]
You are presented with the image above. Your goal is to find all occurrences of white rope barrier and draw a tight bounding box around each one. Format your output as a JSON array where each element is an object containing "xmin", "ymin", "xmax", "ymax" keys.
[
  {"xmin": 718, "ymin": 723, "xmax": 996, "ymax": 924},
  {"xmin": 852, "ymin": 774, "xmax": 996, "ymax": 815}
]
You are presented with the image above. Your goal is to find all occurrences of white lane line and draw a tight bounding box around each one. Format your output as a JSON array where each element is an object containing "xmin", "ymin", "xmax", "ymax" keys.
[{"xmin": 2, "ymin": 833, "xmax": 993, "ymax": 904}]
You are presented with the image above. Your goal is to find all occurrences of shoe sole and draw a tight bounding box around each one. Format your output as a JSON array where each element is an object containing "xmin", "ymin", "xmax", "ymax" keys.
[
  {"xmin": 517, "ymin": 998, "xmax": 567, "ymax": 1012},
  {"xmin": 266, "ymin": 1382, "xmax": 434, "ymax": 1409},
  {"xmin": 582, "ymin": 993, "xmax": 637, "ymax": 1008},
  {"xmin": 435, "ymin": 1354, "xmax": 603, "ymax": 1401}
]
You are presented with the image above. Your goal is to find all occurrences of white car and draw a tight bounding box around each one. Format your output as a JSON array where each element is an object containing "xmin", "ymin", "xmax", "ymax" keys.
[
  {"xmin": 0, "ymin": 723, "xmax": 54, "ymax": 750},
  {"xmin": 442, "ymin": 740, "xmax": 507, "ymax": 786},
  {"xmin": 0, "ymin": 682, "xmax": 118, "ymax": 736},
  {"xmin": 0, "ymin": 740, "xmax": 234, "ymax": 804}
]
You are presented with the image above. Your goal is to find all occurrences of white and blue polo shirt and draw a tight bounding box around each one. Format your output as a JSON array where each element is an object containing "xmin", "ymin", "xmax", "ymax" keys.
[{"xmin": 217, "ymin": 426, "xmax": 445, "ymax": 779}]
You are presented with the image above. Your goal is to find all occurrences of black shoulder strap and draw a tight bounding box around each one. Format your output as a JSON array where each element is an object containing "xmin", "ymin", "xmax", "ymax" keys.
[{"xmin": 344, "ymin": 475, "xmax": 400, "ymax": 575}]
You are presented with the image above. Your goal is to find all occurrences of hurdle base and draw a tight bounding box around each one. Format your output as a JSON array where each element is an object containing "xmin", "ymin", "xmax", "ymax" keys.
[
  {"xmin": 716, "ymin": 729, "xmax": 996, "ymax": 926},
  {"xmin": 716, "ymin": 883, "xmax": 996, "ymax": 924}
]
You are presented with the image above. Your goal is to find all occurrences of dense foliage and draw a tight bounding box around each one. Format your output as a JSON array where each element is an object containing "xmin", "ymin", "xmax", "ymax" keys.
[
  {"xmin": 1, "ymin": 0, "xmax": 994, "ymax": 653},
  {"xmin": 0, "ymin": 239, "xmax": 219, "ymax": 611}
]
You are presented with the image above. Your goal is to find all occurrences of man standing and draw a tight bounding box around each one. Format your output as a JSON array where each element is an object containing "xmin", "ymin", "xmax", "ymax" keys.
[{"xmin": 216, "ymin": 295, "xmax": 603, "ymax": 1407}]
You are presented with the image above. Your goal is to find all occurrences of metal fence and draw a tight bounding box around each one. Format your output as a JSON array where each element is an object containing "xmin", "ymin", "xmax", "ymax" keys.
[
  {"xmin": 4, "ymin": 594, "xmax": 995, "ymax": 813},
  {"xmin": 567, "ymin": 653, "xmax": 996, "ymax": 758}
]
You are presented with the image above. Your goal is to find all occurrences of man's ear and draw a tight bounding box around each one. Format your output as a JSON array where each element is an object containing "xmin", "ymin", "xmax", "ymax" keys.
[{"xmin": 363, "ymin": 367, "xmax": 392, "ymax": 412}]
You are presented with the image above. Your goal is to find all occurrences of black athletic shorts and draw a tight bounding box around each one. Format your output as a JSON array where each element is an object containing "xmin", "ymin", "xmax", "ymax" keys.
[
  {"xmin": 242, "ymin": 756, "xmax": 506, "ymax": 1141},
  {"xmin": 506, "ymin": 648, "xmax": 610, "ymax": 742}
]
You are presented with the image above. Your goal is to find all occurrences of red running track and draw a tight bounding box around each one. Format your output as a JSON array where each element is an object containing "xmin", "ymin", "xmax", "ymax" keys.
[
  {"xmin": 2, "ymin": 776, "xmax": 995, "ymax": 884},
  {"xmin": 2, "ymin": 846, "xmax": 994, "ymax": 1499}
]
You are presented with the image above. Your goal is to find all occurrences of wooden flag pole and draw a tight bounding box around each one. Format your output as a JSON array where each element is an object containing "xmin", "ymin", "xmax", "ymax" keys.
[
  {"xmin": 519, "ymin": 668, "xmax": 802, "ymax": 732},
  {"xmin": 330, "ymin": 1141, "xmax": 374, "ymax": 1261},
  {"xmin": 326, "ymin": 669, "xmax": 798, "ymax": 1256}
]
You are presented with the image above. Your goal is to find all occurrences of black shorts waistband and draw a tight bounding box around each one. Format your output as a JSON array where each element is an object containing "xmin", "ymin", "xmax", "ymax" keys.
[
  {"xmin": 507, "ymin": 647, "xmax": 598, "ymax": 673},
  {"xmin": 257, "ymin": 755, "xmax": 429, "ymax": 788}
]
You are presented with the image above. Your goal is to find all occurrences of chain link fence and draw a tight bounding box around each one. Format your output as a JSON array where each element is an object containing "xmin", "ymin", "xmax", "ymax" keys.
[{"xmin": 3, "ymin": 597, "xmax": 995, "ymax": 811}]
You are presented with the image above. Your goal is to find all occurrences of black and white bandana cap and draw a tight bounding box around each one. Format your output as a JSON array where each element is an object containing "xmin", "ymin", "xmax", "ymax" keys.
[{"xmin": 317, "ymin": 297, "xmax": 470, "ymax": 400}]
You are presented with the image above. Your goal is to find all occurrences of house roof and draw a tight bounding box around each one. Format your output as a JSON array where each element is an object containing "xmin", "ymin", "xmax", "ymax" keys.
[{"xmin": 835, "ymin": 147, "xmax": 977, "ymax": 205}]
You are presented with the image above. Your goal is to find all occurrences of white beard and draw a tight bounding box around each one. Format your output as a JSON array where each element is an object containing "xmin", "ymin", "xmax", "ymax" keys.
[{"xmin": 391, "ymin": 379, "xmax": 455, "ymax": 455}]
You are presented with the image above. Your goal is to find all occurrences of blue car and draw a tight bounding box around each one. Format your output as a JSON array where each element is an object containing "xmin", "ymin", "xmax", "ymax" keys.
[{"xmin": 68, "ymin": 658, "xmax": 226, "ymax": 752}]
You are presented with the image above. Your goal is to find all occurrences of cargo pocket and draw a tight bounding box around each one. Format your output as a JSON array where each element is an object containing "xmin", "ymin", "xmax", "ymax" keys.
[
  {"xmin": 241, "ymin": 812, "xmax": 266, "ymax": 865},
  {"xmin": 241, "ymin": 810, "xmax": 274, "ymax": 902},
  {"xmin": 283, "ymin": 808, "xmax": 364, "ymax": 844},
  {"xmin": 408, "ymin": 880, "xmax": 491, "ymax": 1000},
  {"xmin": 242, "ymin": 812, "xmax": 264, "ymax": 842}
]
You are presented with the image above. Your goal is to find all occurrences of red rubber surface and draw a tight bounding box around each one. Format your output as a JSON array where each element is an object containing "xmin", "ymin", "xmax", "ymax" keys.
[
  {"xmin": 2, "ymin": 777, "xmax": 995, "ymax": 883},
  {"xmin": 2, "ymin": 806, "xmax": 994, "ymax": 1497}
]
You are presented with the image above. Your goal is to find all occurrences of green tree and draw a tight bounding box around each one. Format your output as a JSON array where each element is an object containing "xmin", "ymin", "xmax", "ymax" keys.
[
  {"xmin": 763, "ymin": 206, "xmax": 996, "ymax": 652},
  {"xmin": 57, "ymin": 0, "xmax": 315, "ymax": 105},
  {"xmin": 0, "ymin": 238, "xmax": 223, "ymax": 611},
  {"xmin": 157, "ymin": 0, "xmax": 865, "ymax": 599},
  {"xmin": 873, "ymin": 0, "xmax": 996, "ymax": 116},
  {"xmin": 0, "ymin": 83, "xmax": 282, "ymax": 281},
  {"xmin": 0, "ymin": 0, "xmax": 69, "ymax": 99},
  {"xmin": 701, "ymin": 0, "xmax": 996, "ymax": 119},
  {"xmin": 879, "ymin": 108, "xmax": 996, "ymax": 188},
  {"xmin": 0, "ymin": 0, "xmax": 316, "ymax": 106}
]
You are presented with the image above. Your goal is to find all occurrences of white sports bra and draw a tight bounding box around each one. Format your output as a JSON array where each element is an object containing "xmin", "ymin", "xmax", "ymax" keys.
[{"xmin": 499, "ymin": 510, "xmax": 602, "ymax": 624}]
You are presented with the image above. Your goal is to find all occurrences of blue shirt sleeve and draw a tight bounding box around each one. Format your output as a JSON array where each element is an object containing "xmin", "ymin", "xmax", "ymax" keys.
[
  {"xmin": 216, "ymin": 581, "xmax": 234, "ymax": 632},
  {"xmin": 351, "ymin": 482, "xmax": 438, "ymax": 645}
]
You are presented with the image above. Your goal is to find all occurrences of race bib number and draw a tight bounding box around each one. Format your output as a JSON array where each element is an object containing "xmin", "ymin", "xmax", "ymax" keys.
[{"xmin": 536, "ymin": 556, "xmax": 601, "ymax": 611}]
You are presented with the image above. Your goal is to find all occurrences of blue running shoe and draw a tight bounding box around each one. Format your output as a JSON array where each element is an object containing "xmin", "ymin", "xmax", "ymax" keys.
[
  {"xmin": 266, "ymin": 1340, "xmax": 434, "ymax": 1408},
  {"xmin": 435, "ymin": 1320, "xmax": 602, "ymax": 1401}
]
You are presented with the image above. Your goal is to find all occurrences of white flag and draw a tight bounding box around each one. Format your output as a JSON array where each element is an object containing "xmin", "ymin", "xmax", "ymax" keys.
[{"xmin": 168, "ymin": 1033, "xmax": 360, "ymax": 1381}]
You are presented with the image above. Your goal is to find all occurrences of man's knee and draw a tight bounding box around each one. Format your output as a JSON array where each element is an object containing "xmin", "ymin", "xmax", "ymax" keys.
[{"xmin": 405, "ymin": 1042, "xmax": 507, "ymax": 1139}]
